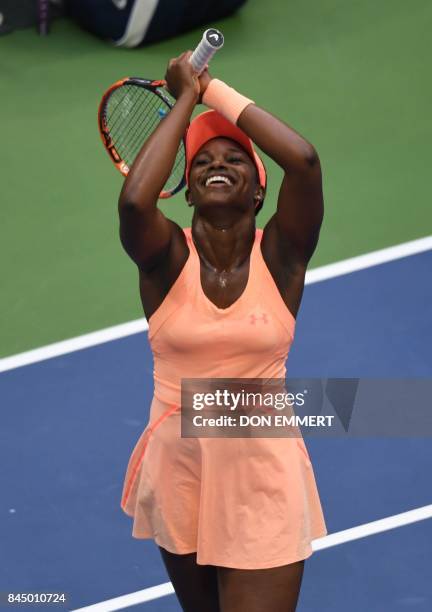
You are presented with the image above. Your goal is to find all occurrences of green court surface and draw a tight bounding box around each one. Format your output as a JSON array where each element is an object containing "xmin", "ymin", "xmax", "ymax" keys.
[{"xmin": 1, "ymin": 0, "xmax": 431, "ymax": 358}]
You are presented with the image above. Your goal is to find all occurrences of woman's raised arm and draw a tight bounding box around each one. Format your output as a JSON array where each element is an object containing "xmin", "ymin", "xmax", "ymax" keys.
[
  {"xmin": 237, "ymin": 104, "xmax": 324, "ymax": 265},
  {"xmin": 118, "ymin": 52, "xmax": 199, "ymax": 270},
  {"xmin": 237, "ymin": 103, "xmax": 324, "ymax": 265}
]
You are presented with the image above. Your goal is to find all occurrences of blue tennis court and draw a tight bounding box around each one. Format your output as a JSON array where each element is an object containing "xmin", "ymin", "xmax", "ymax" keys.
[{"xmin": 1, "ymin": 247, "xmax": 431, "ymax": 611}]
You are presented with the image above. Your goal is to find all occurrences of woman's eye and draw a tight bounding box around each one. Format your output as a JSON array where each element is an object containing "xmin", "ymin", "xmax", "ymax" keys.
[
  {"xmin": 228, "ymin": 157, "xmax": 242, "ymax": 163},
  {"xmin": 195, "ymin": 159, "xmax": 209, "ymax": 166}
]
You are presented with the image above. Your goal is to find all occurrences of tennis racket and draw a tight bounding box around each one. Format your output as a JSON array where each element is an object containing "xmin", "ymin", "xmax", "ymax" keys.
[{"xmin": 98, "ymin": 28, "xmax": 224, "ymax": 199}]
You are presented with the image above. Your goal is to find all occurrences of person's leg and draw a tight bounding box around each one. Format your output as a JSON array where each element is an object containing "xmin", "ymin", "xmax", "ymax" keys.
[
  {"xmin": 217, "ymin": 559, "xmax": 304, "ymax": 612},
  {"xmin": 158, "ymin": 546, "xmax": 220, "ymax": 612}
]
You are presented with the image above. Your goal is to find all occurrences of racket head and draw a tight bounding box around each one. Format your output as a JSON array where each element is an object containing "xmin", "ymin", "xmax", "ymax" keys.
[{"xmin": 98, "ymin": 78, "xmax": 187, "ymax": 199}]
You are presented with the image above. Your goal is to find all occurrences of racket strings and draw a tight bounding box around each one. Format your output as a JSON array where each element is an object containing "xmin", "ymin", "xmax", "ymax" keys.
[
  {"xmin": 108, "ymin": 87, "xmax": 158, "ymax": 160},
  {"xmin": 108, "ymin": 87, "xmax": 145, "ymax": 138},
  {"xmin": 105, "ymin": 85, "xmax": 186, "ymax": 193},
  {"xmin": 112, "ymin": 87, "xmax": 160, "ymax": 145},
  {"xmin": 125, "ymin": 94, "xmax": 168, "ymax": 162},
  {"xmin": 107, "ymin": 87, "xmax": 161, "ymax": 158}
]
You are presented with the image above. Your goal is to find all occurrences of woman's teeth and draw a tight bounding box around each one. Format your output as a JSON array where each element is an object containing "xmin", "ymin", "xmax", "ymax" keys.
[{"xmin": 205, "ymin": 175, "xmax": 233, "ymax": 187}]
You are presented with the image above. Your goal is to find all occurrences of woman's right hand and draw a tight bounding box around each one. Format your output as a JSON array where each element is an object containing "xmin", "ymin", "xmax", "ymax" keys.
[
  {"xmin": 197, "ymin": 67, "xmax": 212, "ymax": 103},
  {"xmin": 165, "ymin": 51, "xmax": 200, "ymax": 102}
]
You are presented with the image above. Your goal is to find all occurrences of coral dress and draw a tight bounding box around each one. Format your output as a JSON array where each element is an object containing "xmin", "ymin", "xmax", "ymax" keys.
[{"xmin": 121, "ymin": 227, "xmax": 327, "ymax": 569}]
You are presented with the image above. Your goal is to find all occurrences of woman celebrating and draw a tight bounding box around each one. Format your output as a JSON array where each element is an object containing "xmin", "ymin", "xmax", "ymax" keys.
[{"xmin": 120, "ymin": 51, "xmax": 327, "ymax": 612}]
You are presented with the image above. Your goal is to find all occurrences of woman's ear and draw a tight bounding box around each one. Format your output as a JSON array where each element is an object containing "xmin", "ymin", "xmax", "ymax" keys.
[
  {"xmin": 185, "ymin": 189, "xmax": 193, "ymax": 207},
  {"xmin": 254, "ymin": 186, "xmax": 265, "ymax": 208}
]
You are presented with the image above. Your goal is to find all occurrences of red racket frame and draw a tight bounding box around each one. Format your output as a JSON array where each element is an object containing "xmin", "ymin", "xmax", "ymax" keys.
[{"xmin": 98, "ymin": 77, "xmax": 187, "ymax": 199}]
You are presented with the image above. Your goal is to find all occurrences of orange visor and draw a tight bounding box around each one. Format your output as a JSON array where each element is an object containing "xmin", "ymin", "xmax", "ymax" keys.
[{"xmin": 185, "ymin": 110, "xmax": 267, "ymax": 189}]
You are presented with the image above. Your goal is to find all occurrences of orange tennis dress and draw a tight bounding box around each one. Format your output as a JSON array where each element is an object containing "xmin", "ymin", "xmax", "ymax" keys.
[{"xmin": 121, "ymin": 227, "xmax": 327, "ymax": 569}]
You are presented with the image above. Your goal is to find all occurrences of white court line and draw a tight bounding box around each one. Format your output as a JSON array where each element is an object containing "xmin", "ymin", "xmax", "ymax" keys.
[
  {"xmin": 0, "ymin": 318, "xmax": 148, "ymax": 374},
  {"xmin": 305, "ymin": 235, "xmax": 432, "ymax": 284},
  {"xmin": 311, "ymin": 503, "xmax": 432, "ymax": 550},
  {"xmin": 70, "ymin": 582, "xmax": 175, "ymax": 612},
  {"xmin": 71, "ymin": 503, "xmax": 432, "ymax": 611},
  {"xmin": 1, "ymin": 235, "xmax": 431, "ymax": 374}
]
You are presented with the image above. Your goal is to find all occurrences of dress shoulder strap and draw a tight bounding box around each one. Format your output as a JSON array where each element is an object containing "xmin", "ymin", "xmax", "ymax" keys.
[
  {"xmin": 251, "ymin": 227, "xmax": 296, "ymax": 336},
  {"xmin": 148, "ymin": 227, "xmax": 197, "ymax": 340}
]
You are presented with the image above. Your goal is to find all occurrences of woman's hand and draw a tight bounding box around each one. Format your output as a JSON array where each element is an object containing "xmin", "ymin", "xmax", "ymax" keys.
[{"xmin": 165, "ymin": 51, "xmax": 199, "ymax": 102}]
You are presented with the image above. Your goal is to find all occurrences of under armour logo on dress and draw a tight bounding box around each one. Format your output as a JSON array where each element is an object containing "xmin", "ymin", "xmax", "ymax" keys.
[{"xmin": 249, "ymin": 313, "xmax": 269, "ymax": 325}]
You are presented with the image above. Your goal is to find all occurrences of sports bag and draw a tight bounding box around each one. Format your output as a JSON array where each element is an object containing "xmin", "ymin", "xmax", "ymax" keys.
[{"xmin": 65, "ymin": 0, "xmax": 247, "ymax": 47}]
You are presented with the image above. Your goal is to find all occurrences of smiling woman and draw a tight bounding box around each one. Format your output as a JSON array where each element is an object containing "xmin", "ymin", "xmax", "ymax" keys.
[
  {"xmin": 185, "ymin": 109, "xmax": 267, "ymax": 217},
  {"xmin": 118, "ymin": 50, "xmax": 326, "ymax": 612}
]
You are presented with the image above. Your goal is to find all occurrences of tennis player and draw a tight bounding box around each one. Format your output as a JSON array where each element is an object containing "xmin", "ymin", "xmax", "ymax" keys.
[{"xmin": 119, "ymin": 51, "xmax": 327, "ymax": 612}]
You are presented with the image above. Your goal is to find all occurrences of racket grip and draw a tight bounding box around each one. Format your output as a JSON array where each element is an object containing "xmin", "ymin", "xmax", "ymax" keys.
[{"xmin": 190, "ymin": 29, "xmax": 224, "ymax": 74}]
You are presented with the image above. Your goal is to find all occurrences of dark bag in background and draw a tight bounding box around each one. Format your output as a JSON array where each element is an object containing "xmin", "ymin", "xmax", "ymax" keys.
[
  {"xmin": 0, "ymin": 0, "xmax": 63, "ymax": 36},
  {"xmin": 64, "ymin": 0, "xmax": 247, "ymax": 47}
]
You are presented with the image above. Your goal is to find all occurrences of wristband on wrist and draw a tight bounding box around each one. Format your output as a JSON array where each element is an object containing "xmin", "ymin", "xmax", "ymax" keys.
[{"xmin": 202, "ymin": 79, "xmax": 254, "ymax": 124}]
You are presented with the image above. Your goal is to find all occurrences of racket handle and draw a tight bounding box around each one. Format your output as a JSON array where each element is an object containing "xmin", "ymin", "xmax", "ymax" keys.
[{"xmin": 190, "ymin": 29, "xmax": 224, "ymax": 74}]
